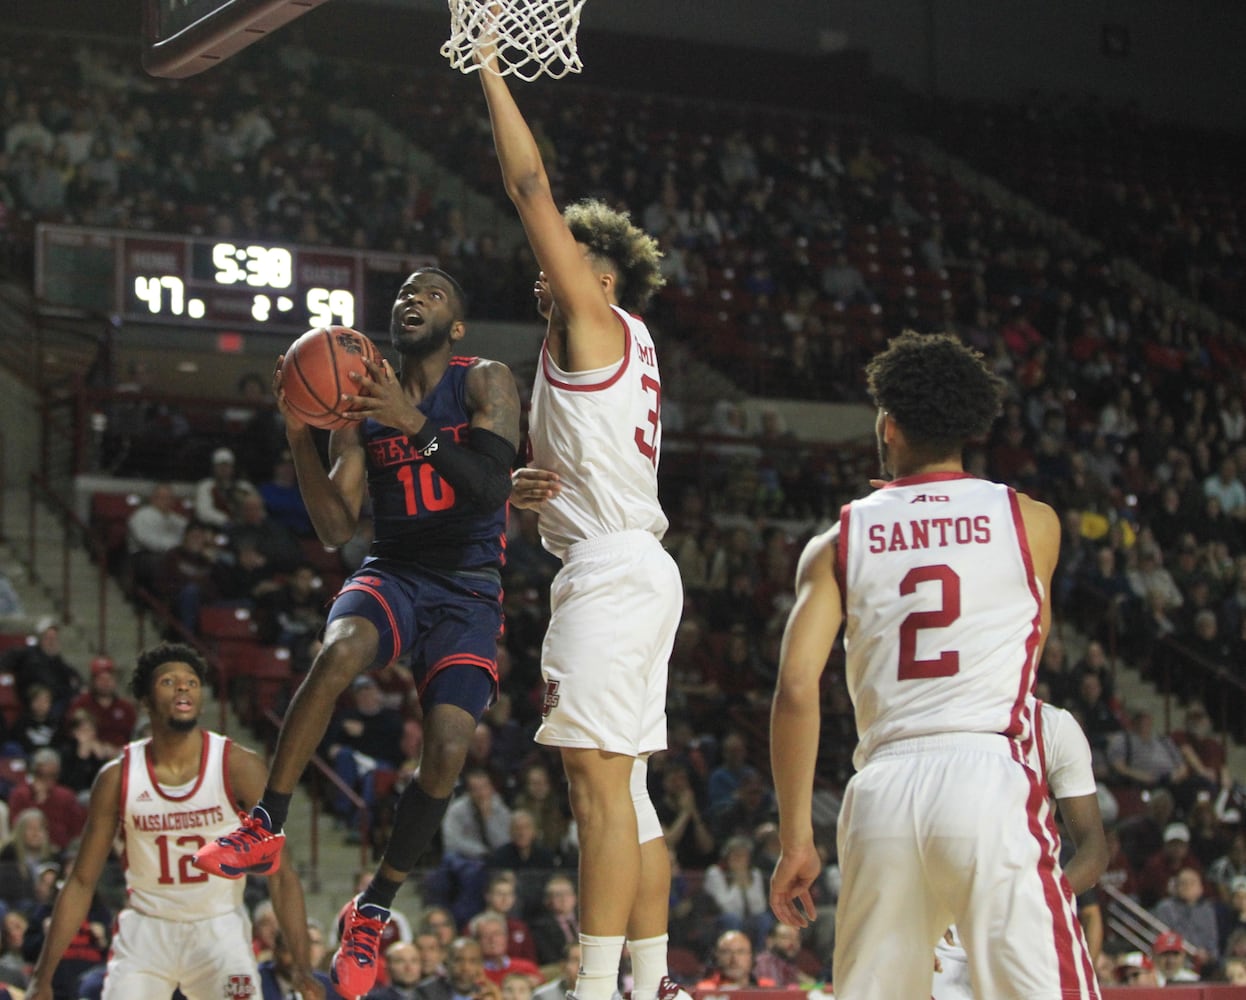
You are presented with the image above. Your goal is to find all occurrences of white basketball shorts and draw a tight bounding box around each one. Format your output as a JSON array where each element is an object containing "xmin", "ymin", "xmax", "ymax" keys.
[
  {"xmin": 103, "ymin": 905, "xmax": 259, "ymax": 1000},
  {"xmin": 534, "ymin": 530, "xmax": 682, "ymax": 757}
]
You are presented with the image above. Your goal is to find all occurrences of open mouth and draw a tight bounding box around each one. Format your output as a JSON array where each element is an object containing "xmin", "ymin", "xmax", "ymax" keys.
[
  {"xmin": 173, "ymin": 696, "xmax": 194, "ymax": 711},
  {"xmin": 401, "ymin": 308, "xmax": 424, "ymax": 330}
]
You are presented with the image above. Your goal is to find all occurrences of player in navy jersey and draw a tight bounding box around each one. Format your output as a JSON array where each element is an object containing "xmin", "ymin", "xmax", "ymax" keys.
[{"xmin": 194, "ymin": 266, "xmax": 521, "ymax": 998}]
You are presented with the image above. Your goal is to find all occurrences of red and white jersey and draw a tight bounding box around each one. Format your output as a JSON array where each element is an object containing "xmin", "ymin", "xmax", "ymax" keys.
[
  {"xmin": 529, "ymin": 306, "xmax": 668, "ymax": 558},
  {"xmin": 1032, "ymin": 700, "xmax": 1097, "ymax": 800},
  {"xmin": 119, "ymin": 731, "xmax": 245, "ymax": 919},
  {"xmin": 838, "ymin": 472, "xmax": 1043, "ymax": 768}
]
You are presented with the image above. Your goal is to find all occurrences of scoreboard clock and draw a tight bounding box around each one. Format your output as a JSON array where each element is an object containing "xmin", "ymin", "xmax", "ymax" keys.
[
  {"xmin": 36, "ymin": 224, "xmax": 435, "ymax": 335},
  {"xmin": 142, "ymin": 0, "xmax": 333, "ymax": 79}
]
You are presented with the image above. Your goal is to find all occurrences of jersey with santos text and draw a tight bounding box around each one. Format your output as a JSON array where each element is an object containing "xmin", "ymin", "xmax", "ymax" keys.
[{"xmin": 838, "ymin": 472, "xmax": 1043, "ymax": 768}]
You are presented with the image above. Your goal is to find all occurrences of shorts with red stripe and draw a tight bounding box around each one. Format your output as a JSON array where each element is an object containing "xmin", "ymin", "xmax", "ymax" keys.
[
  {"xmin": 832, "ymin": 732, "xmax": 1100, "ymax": 1000},
  {"xmin": 329, "ymin": 556, "xmax": 502, "ymax": 718}
]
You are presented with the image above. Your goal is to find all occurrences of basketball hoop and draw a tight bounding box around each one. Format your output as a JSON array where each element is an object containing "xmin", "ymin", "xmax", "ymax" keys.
[{"xmin": 441, "ymin": 0, "xmax": 587, "ymax": 82}]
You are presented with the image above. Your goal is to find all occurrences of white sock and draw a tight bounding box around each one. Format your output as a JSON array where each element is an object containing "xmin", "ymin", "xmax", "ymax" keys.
[
  {"xmin": 626, "ymin": 933, "xmax": 668, "ymax": 1000},
  {"xmin": 577, "ymin": 933, "xmax": 626, "ymax": 1000}
]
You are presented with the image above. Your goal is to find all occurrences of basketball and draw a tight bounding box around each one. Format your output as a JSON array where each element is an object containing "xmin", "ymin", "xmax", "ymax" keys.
[{"xmin": 280, "ymin": 326, "xmax": 384, "ymax": 430}]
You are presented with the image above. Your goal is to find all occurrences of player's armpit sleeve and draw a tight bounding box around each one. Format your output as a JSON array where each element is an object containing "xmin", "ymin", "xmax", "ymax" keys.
[{"xmin": 415, "ymin": 427, "xmax": 516, "ymax": 511}]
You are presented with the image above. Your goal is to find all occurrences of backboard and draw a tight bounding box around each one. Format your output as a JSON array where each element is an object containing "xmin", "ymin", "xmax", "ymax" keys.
[{"xmin": 142, "ymin": 0, "xmax": 333, "ymax": 78}]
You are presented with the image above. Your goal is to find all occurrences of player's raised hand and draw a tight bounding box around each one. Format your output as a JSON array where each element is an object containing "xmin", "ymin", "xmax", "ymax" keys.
[
  {"xmin": 272, "ymin": 354, "xmax": 308, "ymax": 433},
  {"xmin": 770, "ymin": 841, "xmax": 820, "ymax": 929},
  {"xmin": 510, "ymin": 467, "xmax": 562, "ymax": 509}
]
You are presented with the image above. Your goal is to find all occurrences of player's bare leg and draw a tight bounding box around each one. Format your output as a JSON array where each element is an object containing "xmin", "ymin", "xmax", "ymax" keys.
[
  {"xmin": 563, "ymin": 748, "xmax": 640, "ymax": 1000},
  {"xmin": 192, "ymin": 616, "xmax": 378, "ymax": 878}
]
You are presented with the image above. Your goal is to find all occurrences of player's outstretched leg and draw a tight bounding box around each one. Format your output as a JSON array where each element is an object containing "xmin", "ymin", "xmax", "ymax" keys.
[{"xmin": 189, "ymin": 809, "xmax": 286, "ymax": 878}]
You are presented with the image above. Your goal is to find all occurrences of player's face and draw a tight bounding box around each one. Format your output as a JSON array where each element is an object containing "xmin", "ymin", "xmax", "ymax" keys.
[
  {"xmin": 148, "ymin": 661, "xmax": 202, "ymax": 732},
  {"xmin": 390, "ymin": 271, "xmax": 461, "ymax": 355}
]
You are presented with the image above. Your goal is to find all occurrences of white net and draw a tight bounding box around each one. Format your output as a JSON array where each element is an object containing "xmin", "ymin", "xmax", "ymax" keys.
[{"xmin": 441, "ymin": 0, "xmax": 587, "ymax": 82}]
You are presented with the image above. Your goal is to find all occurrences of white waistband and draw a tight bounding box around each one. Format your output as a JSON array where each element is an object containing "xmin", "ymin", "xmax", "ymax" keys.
[
  {"xmin": 865, "ymin": 731, "xmax": 1016, "ymax": 763},
  {"xmin": 563, "ymin": 529, "xmax": 661, "ymax": 561}
]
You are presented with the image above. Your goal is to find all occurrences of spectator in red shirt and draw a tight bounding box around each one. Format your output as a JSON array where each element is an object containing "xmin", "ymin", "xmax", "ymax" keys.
[
  {"xmin": 694, "ymin": 930, "xmax": 775, "ymax": 991},
  {"xmin": 1171, "ymin": 703, "xmax": 1229, "ymax": 790},
  {"xmin": 471, "ymin": 910, "xmax": 542, "ymax": 987},
  {"xmin": 7, "ymin": 748, "xmax": 85, "ymax": 851},
  {"xmin": 64, "ymin": 656, "xmax": 137, "ymax": 751},
  {"xmin": 752, "ymin": 922, "xmax": 803, "ymax": 988}
]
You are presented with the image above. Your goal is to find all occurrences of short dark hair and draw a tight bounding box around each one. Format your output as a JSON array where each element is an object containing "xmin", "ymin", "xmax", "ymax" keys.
[
  {"xmin": 131, "ymin": 642, "xmax": 208, "ymax": 701},
  {"xmin": 412, "ymin": 267, "xmax": 468, "ymax": 319},
  {"xmin": 865, "ymin": 330, "xmax": 1004, "ymax": 461}
]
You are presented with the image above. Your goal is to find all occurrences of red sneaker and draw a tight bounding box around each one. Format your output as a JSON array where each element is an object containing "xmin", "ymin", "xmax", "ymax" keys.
[
  {"xmin": 331, "ymin": 895, "xmax": 391, "ymax": 998},
  {"xmin": 191, "ymin": 812, "xmax": 284, "ymax": 879}
]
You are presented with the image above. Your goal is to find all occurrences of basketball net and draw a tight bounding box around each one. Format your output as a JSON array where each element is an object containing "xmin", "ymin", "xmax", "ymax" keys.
[{"xmin": 441, "ymin": 0, "xmax": 587, "ymax": 81}]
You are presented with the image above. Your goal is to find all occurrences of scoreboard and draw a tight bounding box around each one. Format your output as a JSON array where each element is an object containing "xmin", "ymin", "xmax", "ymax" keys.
[{"xmin": 36, "ymin": 224, "xmax": 435, "ymax": 336}]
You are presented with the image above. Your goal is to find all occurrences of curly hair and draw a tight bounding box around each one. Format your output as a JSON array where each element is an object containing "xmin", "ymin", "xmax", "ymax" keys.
[
  {"xmin": 865, "ymin": 330, "xmax": 1004, "ymax": 459},
  {"xmin": 131, "ymin": 641, "xmax": 208, "ymax": 701},
  {"xmin": 563, "ymin": 199, "xmax": 665, "ymax": 314}
]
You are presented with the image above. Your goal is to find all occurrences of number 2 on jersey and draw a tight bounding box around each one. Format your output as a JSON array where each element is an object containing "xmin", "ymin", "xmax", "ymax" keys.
[{"xmin": 897, "ymin": 564, "xmax": 961, "ymax": 680}]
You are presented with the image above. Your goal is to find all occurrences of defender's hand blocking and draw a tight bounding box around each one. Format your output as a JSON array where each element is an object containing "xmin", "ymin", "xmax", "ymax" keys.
[
  {"xmin": 510, "ymin": 467, "xmax": 562, "ymax": 509},
  {"xmin": 770, "ymin": 842, "xmax": 820, "ymax": 929}
]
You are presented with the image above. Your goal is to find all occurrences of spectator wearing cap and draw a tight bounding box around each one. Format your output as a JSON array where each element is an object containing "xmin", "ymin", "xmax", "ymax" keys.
[
  {"xmin": 322, "ymin": 674, "xmax": 403, "ymax": 831},
  {"xmin": 64, "ymin": 656, "xmax": 136, "ymax": 750},
  {"xmin": 1152, "ymin": 930, "xmax": 1200, "ymax": 984},
  {"xmin": 6, "ymin": 748, "xmax": 86, "ymax": 851},
  {"xmin": 1114, "ymin": 950, "xmax": 1159, "ymax": 986},
  {"xmin": 1153, "ymin": 866, "xmax": 1220, "ymax": 967},
  {"xmin": 1138, "ymin": 822, "xmax": 1202, "ymax": 909},
  {"xmin": 0, "ymin": 617, "xmax": 82, "ymax": 716},
  {"xmin": 194, "ymin": 447, "xmax": 256, "ymax": 528}
]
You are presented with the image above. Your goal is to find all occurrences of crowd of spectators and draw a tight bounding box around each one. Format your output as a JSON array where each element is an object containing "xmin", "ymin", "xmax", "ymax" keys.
[{"xmin": 7, "ymin": 13, "xmax": 1246, "ymax": 992}]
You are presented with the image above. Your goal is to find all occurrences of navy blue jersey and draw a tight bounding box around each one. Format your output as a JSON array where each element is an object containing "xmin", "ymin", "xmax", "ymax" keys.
[{"xmin": 362, "ymin": 356, "xmax": 507, "ymax": 571}]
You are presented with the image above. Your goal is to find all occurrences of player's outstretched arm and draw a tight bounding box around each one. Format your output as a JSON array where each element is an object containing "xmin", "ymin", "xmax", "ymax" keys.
[
  {"xmin": 26, "ymin": 760, "xmax": 123, "ymax": 1000},
  {"xmin": 273, "ymin": 356, "xmax": 367, "ymax": 548},
  {"xmin": 229, "ymin": 742, "xmax": 324, "ymax": 1000},
  {"xmin": 770, "ymin": 527, "xmax": 843, "ymax": 928},
  {"xmin": 477, "ymin": 50, "xmax": 619, "ymax": 369}
]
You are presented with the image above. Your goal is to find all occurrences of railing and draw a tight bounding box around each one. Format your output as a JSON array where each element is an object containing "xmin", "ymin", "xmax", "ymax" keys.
[
  {"xmin": 1063, "ymin": 578, "xmax": 1246, "ymax": 741},
  {"xmin": 24, "ymin": 471, "xmax": 117, "ymax": 654}
]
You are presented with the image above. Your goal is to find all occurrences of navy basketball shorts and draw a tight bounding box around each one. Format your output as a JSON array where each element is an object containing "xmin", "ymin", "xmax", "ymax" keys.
[{"xmin": 328, "ymin": 557, "xmax": 502, "ymax": 718}]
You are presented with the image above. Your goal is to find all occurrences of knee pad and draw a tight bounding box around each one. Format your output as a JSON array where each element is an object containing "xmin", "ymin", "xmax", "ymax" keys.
[{"xmin": 631, "ymin": 757, "xmax": 663, "ymax": 844}]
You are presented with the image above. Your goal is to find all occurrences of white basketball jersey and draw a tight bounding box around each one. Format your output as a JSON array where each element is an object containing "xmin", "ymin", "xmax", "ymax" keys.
[
  {"xmin": 120, "ymin": 731, "xmax": 245, "ymax": 919},
  {"xmin": 840, "ymin": 473, "xmax": 1043, "ymax": 768},
  {"xmin": 529, "ymin": 306, "xmax": 669, "ymax": 558},
  {"xmin": 1032, "ymin": 701, "xmax": 1097, "ymax": 801}
]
